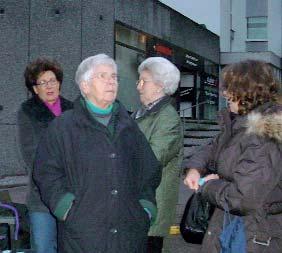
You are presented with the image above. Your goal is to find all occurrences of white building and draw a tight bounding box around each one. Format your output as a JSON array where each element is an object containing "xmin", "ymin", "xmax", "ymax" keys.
[{"xmin": 220, "ymin": 0, "xmax": 282, "ymax": 86}]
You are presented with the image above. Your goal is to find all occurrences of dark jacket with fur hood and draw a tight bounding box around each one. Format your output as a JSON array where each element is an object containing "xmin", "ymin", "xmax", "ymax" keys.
[
  {"xmin": 17, "ymin": 95, "xmax": 73, "ymax": 212},
  {"xmin": 185, "ymin": 102, "xmax": 282, "ymax": 253}
]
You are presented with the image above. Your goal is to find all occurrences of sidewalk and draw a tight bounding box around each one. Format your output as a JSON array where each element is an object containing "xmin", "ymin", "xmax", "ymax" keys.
[{"xmin": 164, "ymin": 235, "xmax": 201, "ymax": 253}]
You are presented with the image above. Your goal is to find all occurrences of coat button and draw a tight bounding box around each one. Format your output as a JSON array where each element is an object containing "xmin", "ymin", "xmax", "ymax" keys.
[
  {"xmin": 207, "ymin": 231, "xmax": 212, "ymax": 235},
  {"xmin": 111, "ymin": 189, "xmax": 118, "ymax": 195},
  {"xmin": 109, "ymin": 153, "xmax": 116, "ymax": 158},
  {"xmin": 110, "ymin": 228, "xmax": 117, "ymax": 234}
]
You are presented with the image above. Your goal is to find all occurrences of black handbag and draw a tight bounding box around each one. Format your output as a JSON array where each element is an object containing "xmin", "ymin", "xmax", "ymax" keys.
[{"xmin": 180, "ymin": 191, "xmax": 215, "ymax": 244}]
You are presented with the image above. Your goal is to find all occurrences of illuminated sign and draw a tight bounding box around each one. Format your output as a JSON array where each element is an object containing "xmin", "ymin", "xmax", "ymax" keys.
[
  {"xmin": 204, "ymin": 76, "xmax": 216, "ymax": 86},
  {"xmin": 185, "ymin": 54, "xmax": 199, "ymax": 67},
  {"xmin": 154, "ymin": 44, "xmax": 173, "ymax": 56}
]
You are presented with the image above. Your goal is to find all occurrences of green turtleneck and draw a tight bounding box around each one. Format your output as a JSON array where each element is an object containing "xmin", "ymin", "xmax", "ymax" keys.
[
  {"xmin": 85, "ymin": 98, "xmax": 113, "ymax": 126},
  {"xmin": 85, "ymin": 99, "xmax": 113, "ymax": 115}
]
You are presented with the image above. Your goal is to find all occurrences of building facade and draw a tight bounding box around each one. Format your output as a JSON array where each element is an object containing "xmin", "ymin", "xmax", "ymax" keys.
[
  {"xmin": 0, "ymin": 0, "xmax": 219, "ymax": 176},
  {"xmin": 220, "ymin": 0, "xmax": 282, "ymax": 84}
]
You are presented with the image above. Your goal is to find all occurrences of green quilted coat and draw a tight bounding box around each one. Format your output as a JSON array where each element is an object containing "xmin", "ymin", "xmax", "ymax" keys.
[{"xmin": 133, "ymin": 96, "xmax": 183, "ymax": 236}]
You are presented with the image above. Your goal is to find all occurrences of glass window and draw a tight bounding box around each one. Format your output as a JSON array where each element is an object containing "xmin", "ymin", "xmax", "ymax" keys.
[
  {"xmin": 204, "ymin": 59, "xmax": 219, "ymax": 77},
  {"xmin": 247, "ymin": 17, "xmax": 267, "ymax": 40},
  {"xmin": 115, "ymin": 44, "xmax": 145, "ymax": 112},
  {"xmin": 115, "ymin": 24, "xmax": 147, "ymax": 51},
  {"xmin": 203, "ymin": 103, "xmax": 217, "ymax": 120},
  {"xmin": 115, "ymin": 24, "xmax": 148, "ymax": 112}
]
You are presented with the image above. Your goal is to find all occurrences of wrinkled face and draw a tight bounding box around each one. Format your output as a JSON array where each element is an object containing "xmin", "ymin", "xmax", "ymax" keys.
[
  {"xmin": 223, "ymin": 91, "xmax": 239, "ymax": 114},
  {"xmin": 82, "ymin": 64, "xmax": 118, "ymax": 108},
  {"xmin": 137, "ymin": 70, "xmax": 163, "ymax": 106},
  {"xmin": 33, "ymin": 71, "xmax": 60, "ymax": 104}
]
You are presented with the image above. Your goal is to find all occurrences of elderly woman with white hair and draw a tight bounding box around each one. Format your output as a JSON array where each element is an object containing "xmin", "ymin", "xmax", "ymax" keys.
[
  {"xmin": 132, "ymin": 57, "xmax": 183, "ymax": 253},
  {"xmin": 33, "ymin": 54, "xmax": 161, "ymax": 253}
]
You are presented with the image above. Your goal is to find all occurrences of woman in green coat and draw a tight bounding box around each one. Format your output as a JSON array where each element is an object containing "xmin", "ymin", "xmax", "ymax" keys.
[{"xmin": 132, "ymin": 57, "xmax": 183, "ymax": 253}]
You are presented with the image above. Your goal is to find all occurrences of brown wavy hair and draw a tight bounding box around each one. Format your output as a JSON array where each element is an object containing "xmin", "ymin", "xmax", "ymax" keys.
[
  {"xmin": 221, "ymin": 60, "xmax": 279, "ymax": 115},
  {"xmin": 24, "ymin": 58, "xmax": 63, "ymax": 95}
]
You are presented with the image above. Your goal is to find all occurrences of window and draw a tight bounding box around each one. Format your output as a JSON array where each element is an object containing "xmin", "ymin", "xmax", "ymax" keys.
[
  {"xmin": 115, "ymin": 24, "xmax": 147, "ymax": 112},
  {"xmin": 204, "ymin": 59, "xmax": 219, "ymax": 77},
  {"xmin": 115, "ymin": 44, "xmax": 144, "ymax": 112},
  {"xmin": 247, "ymin": 17, "xmax": 267, "ymax": 40},
  {"xmin": 115, "ymin": 24, "xmax": 147, "ymax": 51}
]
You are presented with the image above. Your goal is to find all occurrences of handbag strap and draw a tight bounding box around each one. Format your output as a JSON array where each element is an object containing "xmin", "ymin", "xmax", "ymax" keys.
[{"xmin": 222, "ymin": 203, "xmax": 231, "ymax": 229}]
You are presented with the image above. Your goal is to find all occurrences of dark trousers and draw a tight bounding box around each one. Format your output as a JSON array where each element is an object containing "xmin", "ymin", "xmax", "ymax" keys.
[{"xmin": 147, "ymin": 236, "xmax": 163, "ymax": 253}]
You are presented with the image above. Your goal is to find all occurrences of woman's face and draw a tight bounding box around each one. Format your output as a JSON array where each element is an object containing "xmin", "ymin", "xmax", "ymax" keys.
[
  {"xmin": 137, "ymin": 70, "xmax": 164, "ymax": 106},
  {"xmin": 33, "ymin": 70, "xmax": 60, "ymax": 104},
  {"xmin": 223, "ymin": 91, "xmax": 239, "ymax": 114},
  {"xmin": 82, "ymin": 64, "xmax": 118, "ymax": 109}
]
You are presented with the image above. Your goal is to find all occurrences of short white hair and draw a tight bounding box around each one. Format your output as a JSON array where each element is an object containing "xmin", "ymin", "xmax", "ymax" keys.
[
  {"xmin": 138, "ymin": 57, "xmax": 180, "ymax": 95},
  {"xmin": 75, "ymin": 54, "xmax": 117, "ymax": 87}
]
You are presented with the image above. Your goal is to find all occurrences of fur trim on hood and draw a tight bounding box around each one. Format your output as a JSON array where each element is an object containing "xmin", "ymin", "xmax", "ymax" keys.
[{"xmin": 246, "ymin": 112, "xmax": 282, "ymax": 142}]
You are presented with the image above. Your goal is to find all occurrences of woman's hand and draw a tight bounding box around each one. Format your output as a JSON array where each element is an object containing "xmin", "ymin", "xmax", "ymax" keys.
[
  {"xmin": 184, "ymin": 168, "xmax": 201, "ymax": 190},
  {"xmin": 184, "ymin": 169, "xmax": 219, "ymax": 191}
]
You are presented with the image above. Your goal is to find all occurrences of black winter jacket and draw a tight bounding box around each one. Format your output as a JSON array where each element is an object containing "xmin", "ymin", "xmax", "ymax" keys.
[
  {"xmin": 33, "ymin": 97, "xmax": 161, "ymax": 253},
  {"xmin": 17, "ymin": 95, "xmax": 73, "ymax": 212}
]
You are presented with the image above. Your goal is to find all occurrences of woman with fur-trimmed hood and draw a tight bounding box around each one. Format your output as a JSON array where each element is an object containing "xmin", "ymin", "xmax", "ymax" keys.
[{"xmin": 184, "ymin": 60, "xmax": 282, "ymax": 253}]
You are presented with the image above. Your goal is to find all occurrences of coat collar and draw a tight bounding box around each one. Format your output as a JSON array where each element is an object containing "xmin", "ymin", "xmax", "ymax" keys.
[
  {"xmin": 72, "ymin": 96, "xmax": 133, "ymax": 138},
  {"xmin": 218, "ymin": 102, "xmax": 282, "ymax": 143},
  {"xmin": 132, "ymin": 95, "xmax": 171, "ymax": 120},
  {"xmin": 246, "ymin": 102, "xmax": 282, "ymax": 143},
  {"xmin": 22, "ymin": 95, "xmax": 73, "ymax": 123}
]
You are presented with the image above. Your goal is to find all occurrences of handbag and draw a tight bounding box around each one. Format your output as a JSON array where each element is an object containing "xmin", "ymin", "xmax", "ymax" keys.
[
  {"xmin": 219, "ymin": 204, "xmax": 246, "ymax": 253},
  {"xmin": 180, "ymin": 191, "xmax": 215, "ymax": 244}
]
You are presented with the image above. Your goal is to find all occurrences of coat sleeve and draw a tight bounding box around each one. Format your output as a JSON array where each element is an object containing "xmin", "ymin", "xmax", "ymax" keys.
[
  {"xmin": 202, "ymin": 136, "xmax": 281, "ymax": 215},
  {"xmin": 149, "ymin": 109, "xmax": 182, "ymax": 168},
  {"xmin": 183, "ymin": 133, "xmax": 220, "ymax": 175},
  {"xmin": 135, "ymin": 128, "xmax": 162, "ymax": 223},
  {"xmin": 33, "ymin": 120, "xmax": 75, "ymax": 220},
  {"xmin": 17, "ymin": 109, "xmax": 37, "ymax": 172}
]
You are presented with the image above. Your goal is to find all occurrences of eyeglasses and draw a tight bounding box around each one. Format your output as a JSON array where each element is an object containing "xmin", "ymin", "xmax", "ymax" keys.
[
  {"xmin": 93, "ymin": 72, "xmax": 119, "ymax": 82},
  {"xmin": 36, "ymin": 78, "xmax": 59, "ymax": 87},
  {"xmin": 136, "ymin": 79, "xmax": 154, "ymax": 86}
]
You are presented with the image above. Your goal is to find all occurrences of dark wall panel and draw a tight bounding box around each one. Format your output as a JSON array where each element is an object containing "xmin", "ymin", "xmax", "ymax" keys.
[
  {"xmin": 0, "ymin": 0, "xmax": 29, "ymax": 176},
  {"xmin": 29, "ymin": 0, "xmax": 82, "ymax": 100},
  {"xmin": 0, "ymin": 0, "xmax": 29, "ymax": 122},
  {"xmin": 82, "ymin": 0, "xmax": 115, "ymax": 58},
  {"xmin": 115, "ymin": 0, "xmax": 219, "ymax": 63},
  {"xmin": 115, "ymin": 0, "xmax": 171, "ymax": 41},
  {"xmin": 170, "ymin": 14, "xmax": 219, "ymax": 63}
]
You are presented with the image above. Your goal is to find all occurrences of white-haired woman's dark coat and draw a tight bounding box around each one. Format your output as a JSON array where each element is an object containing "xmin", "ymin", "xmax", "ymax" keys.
[
  {"xmin": 185, "ymin": 102, "xmax": 282, "ymax": 253},
  {"xmin": 33, "ymin": 97, "xmax": 161, "ymax": 253}
]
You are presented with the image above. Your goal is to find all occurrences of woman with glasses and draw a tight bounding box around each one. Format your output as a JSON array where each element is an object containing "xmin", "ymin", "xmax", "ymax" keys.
[
  {"xmin": 132, "ymin": 57, "xmax": 183, "ymax": 253},
  {"xmin": 33, "ymin": 54, "xmax": 161, "ymax": 253},
  {"xmin": 17, "ymin": 58, "xmax": 73, "ymax": 253}
]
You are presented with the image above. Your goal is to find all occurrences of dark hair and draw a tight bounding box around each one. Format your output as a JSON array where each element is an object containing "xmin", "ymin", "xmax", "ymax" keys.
[
  {"xmin": 24, "ymin": 58, "xmax": 63, "ymax": 95},
  {"xmin": 221, "ymin": 60, "xmax": 279, "ymax": 115}
]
